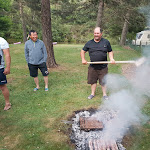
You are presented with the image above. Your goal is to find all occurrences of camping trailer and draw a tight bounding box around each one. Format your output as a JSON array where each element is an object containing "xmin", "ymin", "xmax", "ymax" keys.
[{"xmin": 132, "ymin": 30, "xmax": 150, "ymax": 46}]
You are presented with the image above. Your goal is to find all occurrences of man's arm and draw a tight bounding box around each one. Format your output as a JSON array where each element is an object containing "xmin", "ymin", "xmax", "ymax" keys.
[
  {"xmin": 108, "ymin": 51, "xmax": 115, "ymax": 64},
  {"xmin": 80, "ymin": 50, "xmax": 87, "ymax": 64},
  {"xmin": 24, "ymin": 43, "xmax": 29, "ymax": 63},
  {"xmin": 3, "ymin": 48, "xmax": 11, "ymax": 75},
  {"xmin": 43, "ymin": 43, "xmax": 47, "ymax": 62}
]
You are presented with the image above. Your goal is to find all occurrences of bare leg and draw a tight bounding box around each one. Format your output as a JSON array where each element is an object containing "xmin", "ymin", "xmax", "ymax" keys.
[
  {"xmin": 34, "ymin": 77, "xmax": 40, "ymax": 89},
  {"xmin": 44, "ymin": 76, "xmax": 48, "ymax": 89},
  {"xmin": 91, "ymin": 83, "xmax": 97, "ymax": 96},
  {"xmin": 101, "ymin": 84, "xmax": 107, "ymax": 96},
  {"xmin": 0, "ymin": 84, "xmax": 11, "ymax": 110}
]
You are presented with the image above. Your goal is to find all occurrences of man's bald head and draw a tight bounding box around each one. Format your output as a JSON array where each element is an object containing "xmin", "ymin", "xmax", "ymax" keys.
[
  {"xmin": 94, "ymin": 27, "xmax": 103, "ymax": 42},
  {"xmin": 94, "ymin": 27, "xmax": 103, "ymax": 33}
]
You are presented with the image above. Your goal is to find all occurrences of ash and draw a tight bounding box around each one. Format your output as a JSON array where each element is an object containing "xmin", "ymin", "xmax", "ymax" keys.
[{"xmin": 71, "ymin": 110, "xmax": 126, "ymax": 150}]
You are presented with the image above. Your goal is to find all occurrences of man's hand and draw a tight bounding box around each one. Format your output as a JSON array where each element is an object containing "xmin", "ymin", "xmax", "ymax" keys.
[
  {"xmin": 108, "ymin": 51, "xmax": 115, "ymax": 64},
  {"xmin": 82, "ymin": 59, "xmax": 87, "ymax": 65},
  {"xmin": 80, "ymin": 50, "xmax": 87, "ymax": 65},
  {"xmin": 110, "ymin": 59, "xmax": 115, "ymax": 64},
  {"xmin": 3, "ymin": 67, "xmax": 10, "ymax": 75}
]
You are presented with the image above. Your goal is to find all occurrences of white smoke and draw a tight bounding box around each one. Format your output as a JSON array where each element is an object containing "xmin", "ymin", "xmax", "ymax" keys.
[
  {"xmin": 92, "ymin": 56, "xmax": 150, "ymax": 142},
  {"xmin": 133, "ymin": 64, "xmax": 150, "ymax": 97}
]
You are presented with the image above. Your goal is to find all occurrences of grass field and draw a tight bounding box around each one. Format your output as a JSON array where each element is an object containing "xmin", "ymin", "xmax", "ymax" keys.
[{"xmin": 0, "ymin": 44, "xmax": 149, "ymax": 150}]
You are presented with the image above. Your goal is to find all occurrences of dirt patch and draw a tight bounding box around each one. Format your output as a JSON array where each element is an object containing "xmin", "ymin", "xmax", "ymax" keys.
[
  {"xmin": 44, "ymin": 117, "xmax": 55, "ymax": 128},
  {"xmin": 123, "ymin": 46, "xmax": 134, "ymax": 50},
  {"xmin": 121, "ymin": 64, "xmax": 137, "ymax": 80},
  {"xmin": 42, "ymin": 129, "xmax": 69, "ymax": 143},
  {"xmin": 2, "ymin": 134, "xmax": 22, "ymax": 149},
  {"xmin": 7, "ymin": 77, "xmax": 14, "ymax": 84},
  {"xmin": 48, "ymin": 65, "xmax": 68, "ymax": 72},
  {"xmin": 122, "ymin": 133, "xmax": 135, "ymax": 148},
  {"xmin": 48, "ymin": 64, "xmax": 82, "ymax": 73}
]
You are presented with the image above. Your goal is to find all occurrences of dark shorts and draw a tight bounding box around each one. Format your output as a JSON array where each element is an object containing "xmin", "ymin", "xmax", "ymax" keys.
[
  {"xmin": 87, "ymin": 66, "xmax": 108, "ymax": 85},
  {"xmin": 0, "ymin": 68, "xmax": 7, "ymax": 85},
  {"xmin": 28, "ymin": 62, "xmax": 49, "ymax": 77}
]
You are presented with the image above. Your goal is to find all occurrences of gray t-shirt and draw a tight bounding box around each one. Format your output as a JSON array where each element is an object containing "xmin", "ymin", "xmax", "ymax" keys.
[{"xmin": 0, "ymin": 37, "xmax": 9, "ymax": 69}]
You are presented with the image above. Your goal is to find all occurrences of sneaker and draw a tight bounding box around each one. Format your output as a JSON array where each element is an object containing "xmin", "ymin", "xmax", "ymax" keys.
[
  {"xmin": 34, "ymin": 88, "xmax": 39, "ymax": 91},
  {"xmin": 103, "ymin": 95, "xmax": 109, "ymax": 100},
  {"xmin": 88, "ymin": 95, "xmax": 94, "ymax": 99},
  {"xmin": 45, "ymin": 88, "xmax": 48, "ymax": 91}
]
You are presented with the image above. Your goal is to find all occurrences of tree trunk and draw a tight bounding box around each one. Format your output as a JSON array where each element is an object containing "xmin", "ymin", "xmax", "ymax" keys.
[
  {"xmin": 19, "ymin": 1, "xmax": 27, "ymax": 43},
  {"xmin": 96, "ymin": 0, "xmax": 104, "ymax": 27},
  {"xmin": 41, "ymin": 0, "xmax": 57, "ymax": 68},
  {"xmin": 120, "ymin": 11, "xmax": 130, "ymax": 46}
]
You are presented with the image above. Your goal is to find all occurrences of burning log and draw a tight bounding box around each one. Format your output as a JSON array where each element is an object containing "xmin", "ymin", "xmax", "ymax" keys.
[
  {"xmin": 79, "ymin": 117, "xmax": 103, "ymax": 131},
  {"xmin": 88, "ymin": 139, "xmax": 119, "ymax": 150},
  {"xmin": 93, "ymin": 140, "xmax": 98, "ymax": 150},
  {"xmin": 89, "ymin": 139, "xmax": 93, "ymax": 150},
  {"xmin": 110, "ymin": 140, "xmax": 119, "ymax": 150}
]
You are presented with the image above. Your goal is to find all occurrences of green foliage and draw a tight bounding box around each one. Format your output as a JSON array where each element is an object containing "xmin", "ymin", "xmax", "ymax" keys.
[
  {"xmin": 1, "ymin": 0, "xmax": 150, "ymax": 44},
  {"xmin": 128, "ymin": 12, "xmax": 146, "ymax": 38},
  {"xmin": 0, "ymin": 16, "xmax": 11, "ymax": 36},
  {"xmin": 7, "ymin": 0, "xmax": 42, "ymax": 42},
  {"xmin": 102, "ymin": 1, "xmax": 148, "ymax": 43},
  {"xmin": 51, "ymin": 17, "xmax": 72, "ymax": 42},
  {"xmin": 0, "ymin": 0, "xmax": 11, "ymax": 37},
  {"xmin": 0, "ymin": 0, "xmax": 11, "ymax": 11},
  {"xmin": 24, "ymin": 0, "xmax": 41, "ymax": 11},
  {"xmin": 50, "ymin": 0, "xmax": 97, "ymax": 43},
  {"xmin": 50, "ymin": 0, "xmax": 149, "ymax": 44}
]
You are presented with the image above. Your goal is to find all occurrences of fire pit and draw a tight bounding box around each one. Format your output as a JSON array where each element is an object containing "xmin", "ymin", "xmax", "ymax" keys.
[{"xmin": 71, "ymin": 110, "xmax": 126, "ymax": 150}]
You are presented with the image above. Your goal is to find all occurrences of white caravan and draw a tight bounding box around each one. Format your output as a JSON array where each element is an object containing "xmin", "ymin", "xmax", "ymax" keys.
[{"xmin": 132, "ymin": 30, "xmax": 150, "ymax": 46}]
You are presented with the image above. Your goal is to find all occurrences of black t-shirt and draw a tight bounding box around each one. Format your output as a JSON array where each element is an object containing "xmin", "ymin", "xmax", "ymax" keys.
[{"xmin": 83, "ymin": 38, "xmax": 112, "ymax": 70}]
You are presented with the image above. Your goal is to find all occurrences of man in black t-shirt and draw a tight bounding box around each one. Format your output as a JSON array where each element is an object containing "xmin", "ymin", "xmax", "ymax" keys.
[{"xmin": 80, "ymin": 27, "xmax": 115, "ymax": 100}]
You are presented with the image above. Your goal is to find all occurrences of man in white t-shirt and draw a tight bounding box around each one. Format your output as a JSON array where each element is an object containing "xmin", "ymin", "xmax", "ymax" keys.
[{"xmin": 0, "ymin": 37, "xmax": 11, "ymax": 110}]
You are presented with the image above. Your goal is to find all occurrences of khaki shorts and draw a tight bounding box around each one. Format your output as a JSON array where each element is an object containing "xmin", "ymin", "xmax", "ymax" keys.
[{"xmin": 87, "ymin": 66, "xmax": 108, "ymax": 85}]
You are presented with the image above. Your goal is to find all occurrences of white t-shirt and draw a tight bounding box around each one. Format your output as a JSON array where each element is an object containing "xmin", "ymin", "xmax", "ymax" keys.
[{"xmin": 0, "ymin": 37, "xmax": 9, "ymax": 69}]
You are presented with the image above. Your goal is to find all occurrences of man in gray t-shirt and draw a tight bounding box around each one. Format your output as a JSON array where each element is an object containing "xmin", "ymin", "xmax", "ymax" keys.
[{"xmin": 0, "ymin": 37, "xmax": 11, "ymax": 110}]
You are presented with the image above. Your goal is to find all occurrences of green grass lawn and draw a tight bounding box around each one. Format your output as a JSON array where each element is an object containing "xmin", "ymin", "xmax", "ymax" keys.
[{"xmin": 0, "ymin": 44, "xmax": 149, "ymax": 150}]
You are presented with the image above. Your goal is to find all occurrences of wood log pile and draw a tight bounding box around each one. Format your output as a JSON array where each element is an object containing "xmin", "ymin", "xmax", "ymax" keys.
[
  {"xmin": 80, "ymin": 117, "xmax": 119, "ymax": 150},
  {"xmin": 89, "ymin": 139, "xmax": 119, "ymax": 150}
]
